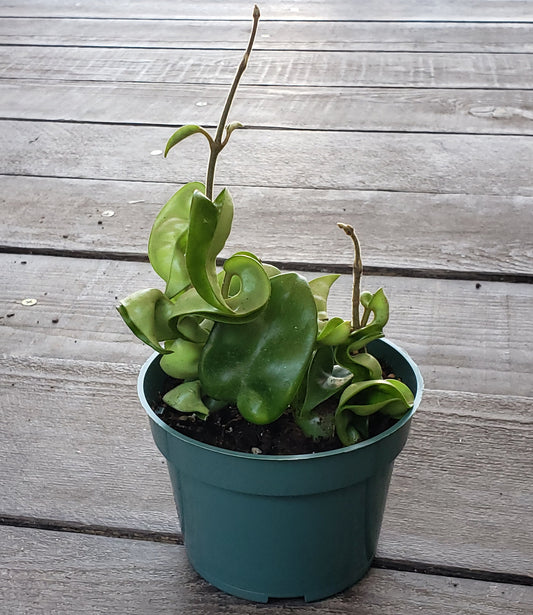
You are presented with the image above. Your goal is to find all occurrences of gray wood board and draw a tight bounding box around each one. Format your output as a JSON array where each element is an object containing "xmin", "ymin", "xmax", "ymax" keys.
[
  {"xmin": 1, "ymin": 254, "xmax": 532, "ymax": 397},
  {"xmin": 2, "ymin": 46, "xmax": 532, "ymax": 89},
  {"xmin": 2, "ymin": 528, "xmax": 531, "ymax": 615},
  {"xmin": 0, "ymin": 176, "xmax": 532, "ymax": 278},
  {"xmin": 0, "ymin": 356, "xmax": 531, "ymax": 577},
  {"xmin": 2, "ymin": 80, "xmax": 532, "ymax": 135},
  {"xmin": 1, "ymin": 18, "xmax": 532, "ymax": 52},
  {"xmin": 1, "ymin": 0, "xmax": 532, "ymax": 22},
  {"xmin": 2, "ymin": 121, "xmax": 532, "ymax": 197}
]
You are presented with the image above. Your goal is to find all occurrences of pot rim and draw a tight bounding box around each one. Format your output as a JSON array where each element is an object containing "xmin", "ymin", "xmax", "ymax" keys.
[{"xmin": 138, "ymin": 337, "xmax": 423, "ymax": 462}]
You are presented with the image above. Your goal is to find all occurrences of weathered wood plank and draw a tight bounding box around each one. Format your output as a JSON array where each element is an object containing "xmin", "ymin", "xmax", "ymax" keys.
[
  {"xmin": 3, "ymin": 527, "xmax": 530, "ymax": 615},
  {"xmin": 2, "ymin": 121, "xmax": 531, "ymax": 197},
  {"xmin": 1, "ymin": 255, "xmax": 532, "ymax": 397},
  {"xmin": 2, "ymin": 46, "xmax": 532, "ymax": 89},
  {"xmin": 2, "ymin": 80, "xmax": 532, "ymax": 135},
  {"xmin": 2, "ymin": 18, "xmax": 532, "ymax": 52},
  {"xmin": 1, "ymin": 0, "xmax": 531, "ymax": 22},
  {"xmin": 0, "ymin": 356, "xmax": 531, "ymax": 576},
  {"xmin": 1, "ymin": 176, "xmax": 532, "ymax": 278}
]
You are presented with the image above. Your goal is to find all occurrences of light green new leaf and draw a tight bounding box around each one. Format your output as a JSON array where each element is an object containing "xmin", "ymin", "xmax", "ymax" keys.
[
  {"xmin": 164, "ymin": 124, "xmax": 213, "ymax": 157},
  {"xmin": 344, "ymin": 288, "xmax": 390, "ymax": 352},
  {"xmin": 175, "ymin": 315, "xmax": 212, "ymax": 343},
  {"xmin": 117, "ymin": 288, "xmax": 178, "ymax": 353},
  {"xmin": 317, "ymin": 317, "xmax": 351, "ymax": 346},
  {"xmin": 335, "ymin": 378, "xmax": 414, "ymax": 446},
  {"xmin": 309, "ymin": 274, "xmax": 340, "ymax": 325},
  {"xmin": 160, "ymin": 338, "xmax": 203, "ymax": 379},
  {"xmin": 163, "ymin": 380, "xmax": 210, "ymax": 419}
]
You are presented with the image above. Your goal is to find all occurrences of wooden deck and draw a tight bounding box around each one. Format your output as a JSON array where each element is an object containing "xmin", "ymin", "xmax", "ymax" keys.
[{"xmin": 1, "ymin": 1, "xmax": 532, "ymax": 612}]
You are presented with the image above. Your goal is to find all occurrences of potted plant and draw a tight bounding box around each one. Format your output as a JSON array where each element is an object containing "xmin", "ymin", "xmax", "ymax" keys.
[{"xmin": 118, "ymin": 5, "xmax": 423, "ymax": 603}]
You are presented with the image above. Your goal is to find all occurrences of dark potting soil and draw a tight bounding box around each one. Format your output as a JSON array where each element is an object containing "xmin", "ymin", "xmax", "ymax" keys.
[{"xmin": 152, "ymin": 374, "xmax": 399, "ymax": 456}]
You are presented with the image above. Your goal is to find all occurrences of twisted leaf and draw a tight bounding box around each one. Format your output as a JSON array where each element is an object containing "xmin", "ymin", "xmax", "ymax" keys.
[
  {"xmin": 117, "ymin": 288, "xmax": 177, "ymax": 353},
  {"xmin": 199, "ymin": 273, "xmax": 317, "ymax": 424},
  {"xmin": 344, "ymin": 288, "xmax": 390, "ymax": 353},
  {"xmin": 335, "ymin": 349, "xmax": 382, "ymax": 380},
  {"xmin": 148, "ymin": 181, "xmax": 204, "ymax": 298},
  {"xmin": 335, "ymin": 379, "xmax": 414, "ymax": 446}
]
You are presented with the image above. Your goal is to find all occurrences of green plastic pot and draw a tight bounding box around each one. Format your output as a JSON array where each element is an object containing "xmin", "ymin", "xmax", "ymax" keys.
[{"xmin": 138, "ymin": 338, "xmax": 423, "ymax": 602}]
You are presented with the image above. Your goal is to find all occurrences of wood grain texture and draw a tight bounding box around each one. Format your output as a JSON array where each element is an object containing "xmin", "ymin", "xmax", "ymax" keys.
[
  {"xmin": 2, "ymin": 121, "xmax": 532, "ymax": 197},
  {"xmin": 2, "ymin": 80, "xmax": 532, "ymax": 135},
  {"xmin": 2, "ymin": 18, "xmax": 532, "ymax": 52},
  {"xmin": 0, "ymin": 176, "xmax": 532, "ymax": 278},
  {"xmin": 2, "ymin": 46, "xmax": 532, "ymax": 89},
  {"xmin": 1, "ymin": 0, "xmax": 532, "ymax": 21},
  {"xmin": 0, "ymin": 356, "xmax": 531, "ymax": 576},
  {"xmin": 1, "ymin": 254, "xmax": 532, "ymax": 396},
  {"xmin": 3, "ymin": 527, "xmax": 531, "ymax": 615}
]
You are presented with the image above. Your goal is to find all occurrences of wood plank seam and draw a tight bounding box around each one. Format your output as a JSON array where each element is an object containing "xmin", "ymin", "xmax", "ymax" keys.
[
  {"xmin": 2, "ymin": 42, "xmax": 533, "ymax": 56},
  {"xmin": 1, "ymin": 515, "xmax": 531, "ymax": 587},
  {"xmin": 1, "ymin": 246, "xmax": 531, "ymax": 284},
  {"xmin": 2, "ymin": 116, "xmax": 532, "ymax": 138}
]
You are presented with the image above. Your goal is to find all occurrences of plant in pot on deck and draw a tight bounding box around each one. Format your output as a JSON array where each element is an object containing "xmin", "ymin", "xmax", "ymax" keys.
[{"xmin": 117, "ymin": 6, "xmax": 423, "ymax": 603}]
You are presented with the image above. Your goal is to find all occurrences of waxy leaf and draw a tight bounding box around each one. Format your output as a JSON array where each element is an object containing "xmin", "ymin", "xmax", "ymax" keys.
[
  {"xmin": 148, "ymin": 181, "xmax": 204, "ymax": 298},
  {"xmin": 317, "ymin": 317, "xmax": 351, "ymax": 346},
  {"xmin": 186, "ymin": 189, "xmax": 235, "ymax": 310},
  {"xmin": 171, "ymin": 253, "xmax": 271, "ymax": 321},
  {"xmin": 335, "ymin": 349, "xmax": 382, "ymax": 380},
  {"xmin": 199, "ymin": 273, "xmax": 318, "ymax": 424},
  {"xmin": 117, "ymin": 288, "xmax": 177, "ymax": 353},
  {"xmin": 298, "ymin": 346, "xmax": 352, "ymax": 414},
  {"xmin": 294, "ymin": 346, "xmax": 352, "ymax": 440},
  {"xmin": 160, "ymin": 338, "xmax": 203, "ymax": 379},
  {"xmin": 175, "ymin": 315, "xmax": 212, "ymax": 343}
]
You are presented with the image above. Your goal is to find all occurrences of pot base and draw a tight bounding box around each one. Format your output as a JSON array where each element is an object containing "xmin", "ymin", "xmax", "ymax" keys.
[{"xmin": 192, "ymin": 559, "xmax": 372, "ymax": 603}]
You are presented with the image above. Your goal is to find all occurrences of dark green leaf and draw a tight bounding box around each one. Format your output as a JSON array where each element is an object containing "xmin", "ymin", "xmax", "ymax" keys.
[{"xmin": 199, "ymin": 273, "xmax": 318, "ymax": 424}]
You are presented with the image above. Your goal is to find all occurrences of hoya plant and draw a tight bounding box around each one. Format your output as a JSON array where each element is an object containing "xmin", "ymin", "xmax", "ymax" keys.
[{"xmin": 118, "ymin": 6, "xmax": 413, "ymax": 447}]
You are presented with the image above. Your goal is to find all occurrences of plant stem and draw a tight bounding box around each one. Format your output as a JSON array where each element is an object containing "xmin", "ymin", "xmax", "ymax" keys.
[
  {"xmin": 205, "ymin": 5, "xmax": 260, "ymax": 200},
  {"xmin": 337, "ymin": 223, "xmax": 363, "ymax": 330}
]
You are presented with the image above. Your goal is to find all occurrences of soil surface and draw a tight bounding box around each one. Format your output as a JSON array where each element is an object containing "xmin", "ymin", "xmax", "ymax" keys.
[{"xmin": 152, "ymin": 376, "xmax": 398, "ymax": 455}]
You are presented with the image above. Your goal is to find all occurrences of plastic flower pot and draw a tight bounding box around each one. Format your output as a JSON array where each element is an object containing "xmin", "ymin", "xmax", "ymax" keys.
[{"xmin": 138, "ymin": 338, "xmax": 423, "ymax": 603}]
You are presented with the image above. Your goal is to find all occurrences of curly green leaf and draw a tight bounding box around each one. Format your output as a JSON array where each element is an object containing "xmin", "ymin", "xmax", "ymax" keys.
[
  {"xmin": 335, "ymin": 379, "xmax": 414, "ymax": 446},
  {"xmin": 117, "ymin": 288, "xmax": 178, "ymax": 353},
  {"xmin": 199, "ymin": 273, "xmax": 317, "ymax": 424},
  {"xmin": 186, "ymin": 189, "xmax": 235, "ymax": 310},
  {"xmin": 148, "ymin": 181, "xmax": 204, "ymax": 298},
  {"xmin": 335, "ymin": 349, "xmax": 383, "ymax": 380}
]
